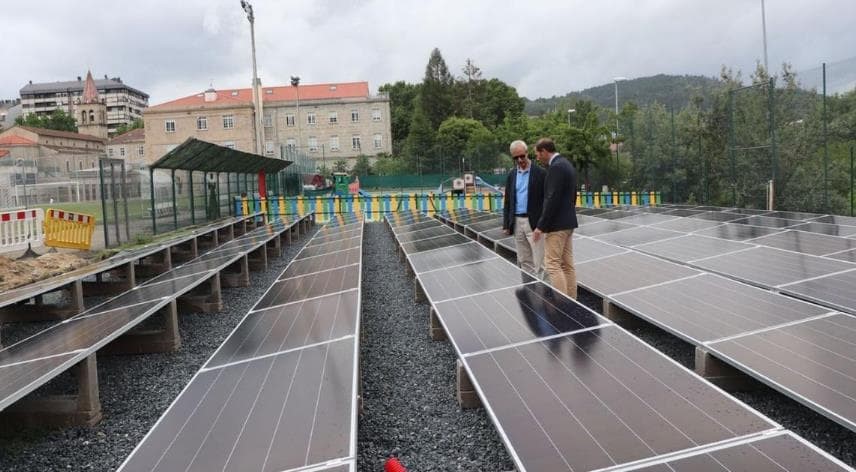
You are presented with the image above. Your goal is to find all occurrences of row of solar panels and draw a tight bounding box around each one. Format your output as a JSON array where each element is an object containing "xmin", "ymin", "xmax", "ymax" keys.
[
  {"xmin": 386, "ymin": 209, "xmax": 854, "ymax": 472},
  {"xmin": 0, "ymin": 215, "xmax": 311, "ymax": 418},
  {"xmin": 118, "ymin": 214, "xmax": 364, "ymax": 472}
]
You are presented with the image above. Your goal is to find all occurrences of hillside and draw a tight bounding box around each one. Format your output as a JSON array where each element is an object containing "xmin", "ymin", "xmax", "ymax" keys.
[{"xmin": 524, "ymin": 74, "xmax": 725, "ymax": 115}]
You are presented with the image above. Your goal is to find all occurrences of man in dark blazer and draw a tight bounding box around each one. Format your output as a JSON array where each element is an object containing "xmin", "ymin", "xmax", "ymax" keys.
[
  {"xmin": 532, "ymin": 138, "xmax": 578, "ymax": 299},
  {"xmin": 502, "ymin": 140, "xmax": 546, "ymax": 277}
]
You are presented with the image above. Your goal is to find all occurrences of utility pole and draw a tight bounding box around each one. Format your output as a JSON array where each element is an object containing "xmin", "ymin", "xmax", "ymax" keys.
[
  {"xmin": 241, "ymin": 0, "xmax": 264, "ymax": 155},
  {"xmin": 761, "ymin": 0, "xmax": 769, "ymax": 73}
]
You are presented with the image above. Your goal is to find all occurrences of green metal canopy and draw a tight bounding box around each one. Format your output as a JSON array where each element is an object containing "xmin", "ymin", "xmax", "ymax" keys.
[{"xmin": 150, "ymin": 138, "xmax": 291, "ymax": 174}]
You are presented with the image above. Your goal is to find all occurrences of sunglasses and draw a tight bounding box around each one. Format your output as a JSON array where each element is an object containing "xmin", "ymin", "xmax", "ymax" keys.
[{"xmin": 512, "ymin": 154, "xmax": 527, "ymax": 160}]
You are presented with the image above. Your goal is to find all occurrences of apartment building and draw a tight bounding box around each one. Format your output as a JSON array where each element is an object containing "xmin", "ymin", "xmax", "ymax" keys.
[
  {"xmin": 107, "ymin": 128, "xmax": 146, "ymax": 168},
  {"xmin": 143, "ymin": 81, "xmax": 391, "ymax": 169},
  {"xmin": 19, "ymin": 74, "xmax": 149, "ymax": 135}
]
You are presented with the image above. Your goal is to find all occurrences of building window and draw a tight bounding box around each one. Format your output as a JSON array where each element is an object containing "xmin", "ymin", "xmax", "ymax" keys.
[
  {"xmin": 222, "ymin": 141, "xmax": 236, "ymax": 149},
  {"xmin": 373, "ymin": 134, "xmax": 383, "ymax": 149},
  {"xmin": 285, "ymin": 114, "xmax": 295, "ymax": 126},
  {"xmin": 308, "ymin": 137, "xmax": 318, "ymax": 152},
  {"xmin": 352, "ymin": 135, "xmax": 361, "ymax": 151},
  {"xmin": 286, "ymin": 138, "xmax": 296, "ymax": 151},
  {"xmin": 265, "ymin": 141, "xmax": 274, "ymax": 156},
  {"xmin": 120, "ymin": 146, "xmax": 126, "ymax": 157},
  {"xmin": 330, "ymin": 136, "xmax": 340, "ymax": 152},
  {"xmin": 223, "ymin": 115, "xmax": 235, "ymax": 129},
  {"xmin": 264, "ymin": 114, "xmax": 273, "ymax": 128},
  {"xmin": 328, "ymin": 111, "xmax": 338, "ymax": 124},
  {"xmin": 351, "ymin": 110, "xmax": 359, "ymax": 122},
  {"xmin": 307, "ymin": 112, "xmax": 316, "ymax": 125},
  {"xmin": 197, "ymin": 116, "xmax": 208, "ymax": 130},
  {"xmin": 165, "ymin": 119, "xmax": 176, "ymax": 133},
  {"xmin": 108, "ymin": 148, "xmax": 114, "ymax": 157},
  {"xmin": 372, "ymin": 108, "xmax": 382, "ymax": 121},
  {"xmin": 138, "ymin": 145, "xmax": 144, "ymax": 156}
]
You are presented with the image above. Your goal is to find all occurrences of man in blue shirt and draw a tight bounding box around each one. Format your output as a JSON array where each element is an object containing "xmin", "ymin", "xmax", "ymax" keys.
[{"xmin": 502, "ymin": 140, "xmax": 546, "ymax": 277}]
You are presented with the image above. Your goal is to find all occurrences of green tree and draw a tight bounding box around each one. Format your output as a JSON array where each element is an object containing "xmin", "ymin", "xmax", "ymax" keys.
[
  {"xmin": 351, "ymin": 155, "xmax": 373, "ymax": 176},
  {"xmin": 435, "ymin": 117, "xmax": 498, "ymax": 173},
  {"xmin": 114, "ymin": 118, "xmax": 144, "ymax": 136},
  {"xmin": 373, "ymin": 153, "xmax": 410, "ymax": 176},
  {"xmin": 378, "ymin": 81, "xmax": 420, "ymax": 156},
  {"xmin": 15, "ymin": 109, "xmax": 78, "ymax": 132},
  {"xmin": 420, "ymin": 48, "xmax": 455, "ymax": 130},
  {"xmin": 404, "ymin": 97, "xmax": 437, "ymax": 172}
]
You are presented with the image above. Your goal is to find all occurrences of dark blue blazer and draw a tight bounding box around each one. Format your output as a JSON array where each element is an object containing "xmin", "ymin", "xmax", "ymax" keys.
[
  {"xmin": 535, "ymin": 154, "xmax": 578, "ymax": 232},
  {"xmin": 502, "ymin": 163, "xmax": 545, "ymax": 233}
]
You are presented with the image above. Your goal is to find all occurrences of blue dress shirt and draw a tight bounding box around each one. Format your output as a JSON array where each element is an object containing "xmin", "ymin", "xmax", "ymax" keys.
[{"xmin": 515, "ymin": 168, "xmax": 530, "ymax": 215}]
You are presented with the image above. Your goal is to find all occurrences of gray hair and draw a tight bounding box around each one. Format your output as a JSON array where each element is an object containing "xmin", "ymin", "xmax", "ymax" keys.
[{"xmin": 509, "ymin": 140, "xmax": 527, "ymax": 154}]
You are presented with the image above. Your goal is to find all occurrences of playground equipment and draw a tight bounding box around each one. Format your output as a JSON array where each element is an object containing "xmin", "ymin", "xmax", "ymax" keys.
[{"xmin": 437, "ymin": 172, "xmax": 503, "ymax": 195}]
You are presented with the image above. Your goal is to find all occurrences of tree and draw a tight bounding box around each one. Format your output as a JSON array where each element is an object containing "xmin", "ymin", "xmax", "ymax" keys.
[
  {"xmin": 373, "ymin": 153, "xmax": 410, "ymax": 176},
  {"xmin": 460, "ymin": 58, "xmax": 482, "ymax": 119},
  {"xmin": 379, "ymin": 81, "xmax": 420, "ymax": 156},
  {"xmin": 15, "ymin": 109, "xmax": 78, "ymax": 132},
  {"xmin": 351, "ymin": 155, "xmax": 372, "ymax": 176},
  {"xmin": 420, "ymin": 48, "xmax": 455, "ymax": 130},
  {"xmin": 435, "ymin": 117, "xmax": 497, "ymax": 173},
  {"xmin": 114, "ymin": 118, "xmax": 144, "ymax": 136},
  {"xmin": 404, "ymin": 96, "xmax": 437, "ymax": 171},
  {"xmin": 333, "ymin": 160, "xmax": 349, "ymax": 173},
  {"xmin": 476, "ymin": 79, "xmax": 525, "ymax": 129}
]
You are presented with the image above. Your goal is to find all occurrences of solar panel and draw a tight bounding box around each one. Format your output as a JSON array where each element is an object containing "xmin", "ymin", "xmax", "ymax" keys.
[
  {"xmin": 691, "ymin": 246, "xmax": 854, "ymax": 288},
  {"xmin": 280, "ymin": 247, "xmax": 361, "ymax": 279},
  {"xmin": 87, "ymin": 274, "xmax": 204, "ymax": 313},
  {"xmin": 594, "ymin": 226, "xmax": 683, "ymax": 247},
  {"xmin": 779, "ymin": 269, "xmax": 856, "ymax": 314},
  {"xmin": 829, "ymin": 248, "xmax": 856, "ymax": 263},
  {"xmin": 451, "ymin": 213, "xmax": 502, "ymax": 226},
  {"xmin": 478, "ymin": 227, "xmax": 509, "ymax": 243},
  {"xmin": 649, "ymin": 217, "xmax": 722, "ymax": 233},
  {"xmin": 400, "ymin": 233, "xmax": 470, "ymax": 254},
  {"xmin": 254, "ymin": 264, "xmax": 360, "ymax": 310},
  {"xmin": 690, "ymin": 211, "xmax": 745, "ymax": 222},
  {"xmin": 812, "ymin": 215, "xmax": 856, "ymax": 226},
  {"xmin": 628, "ymin": 431, "xmax": 853, "ymax": 472},
  {"xmin": 464, "ymin": 325, "xmax": 775, "ymax": 472},
  {"xmin": 634, "ymin": 234, "xmax": 755, "ymax": 263},
  {"xmin": 766, "ymin": 210, "xmax": 824, "ymax": 220},
  {"xmin": 206, "ymin": 290, "xmax": 358, "ymax": 369},
  {"xmin": 434, "ymin": 282, "xmax": 607, "ymax": 355},
  {"xmin": 495, "ymin": 237, "xmax": 516, "ymax": 252},
  {"xmin": 576, "ymin": 207, "xmax": 614, "ymax": 216},
  {"xmin": 750, "ymin": 230, "xmax": 856, "ymax": 256},
  {"xmin": 386, "ymin": 213, "xmax": 429, "ymax": 227},
  {"xmin": 395, "ymin": 225, "xmax": 455, "ymax": 243},
  {"xmin": 706, "ymin": 313, "xmax": 856, "ymax": 431},
  {"xmin": 788, "ymin": 222, "xmax": 856, "ymax": 237},
  {"xmin": 296, "ymin": 236, "xmax": 362, "ymax": 260},
  {"xmin": 723, "ymin": 208, "xmax": 773, "ymax": 216},
  {"xmin": 615, "ymin": 213, "xmax": 678, "ymax": 226},
  {"xmin": 417, "ymin": 258, "xmax": 535, "ymax": 303},
  {"xmin": 575, "ymin": 220, "xmax": 637, "ymax": 237},
  {"xmin": 611, "ymin": 274, "xmax": 830, "ymax": 344},
  {"xmin": 572, "ymin": 237, "xmax": 629, "ymax": 263},
  {"xmin": 576, "ymin": 214, "xmax": 604, "ymax": 225},
  {"xmin": 465, "ymin": 218, "xmax": 503, "ymax": 234},
  {"xmin": 392, "ymin": 220, "xmax": 444, "ymax": 234},
  {"xmin": 145, "ymin": 254, "xmax": 236, "ymax": 284},
  {"xmin": 732, "ymin": 216, "xmax": 804, "ymax": 228},
  {"xmin": 693, "ymin": 223, "xmax": 784, "ymax": 241},
  {"xmin": 408, "ymin": 242, "xmax": 497, "ymax": 274},
  {"xmin": 577, "ymin": 252, "xmax": 699, "ymax": 296},
  {"xmin": 0, "ymin": 353, "xmax": 81, "ymax": 410},
  {"xmin": 593, "ymin": 209, "xmax": 637, "ymax": 220},
  {"xmin": 307, "ymin": 228, "xmax": 362, "ymax": 246},
  {"xmin": 663, "ymin": 209, "xmax": 705, "ymax": 217},
  {"xmin": 692, "ymin": 206, "xmax": 732, "ymax": 211},
  {"xmin": 118, "ymin": 337, "xmax": 355, "ymax": 472}
]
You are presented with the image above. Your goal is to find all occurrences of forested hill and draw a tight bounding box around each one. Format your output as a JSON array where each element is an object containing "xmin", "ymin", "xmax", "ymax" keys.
[{"xmin": 523, "ymin": 74, "xmax": 725, "ymax": 114}]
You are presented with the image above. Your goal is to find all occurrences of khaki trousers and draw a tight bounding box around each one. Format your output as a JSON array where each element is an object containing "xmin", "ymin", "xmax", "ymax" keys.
[
  {"xmin": 514, "ymin": 217, "xmax": 544, "ymax": 278},
  {"xmin": 544, "ymin": 229, "xmax": 576, "ymax": 299}
]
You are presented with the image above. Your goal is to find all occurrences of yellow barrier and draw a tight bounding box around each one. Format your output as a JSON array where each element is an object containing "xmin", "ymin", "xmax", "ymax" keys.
[{"xmin": 43, "ymin": 208, "xmax": 95, "ymax": 250}]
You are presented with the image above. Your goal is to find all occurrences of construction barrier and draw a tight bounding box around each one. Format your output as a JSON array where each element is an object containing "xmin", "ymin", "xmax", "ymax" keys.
[
  {"xmin": 234, "ymin": 191, "xmax": 661, "ymax": 222},
  {"xmin": 0, "ymin": 208, "xmax": 44, "ymax": 253},
  {"xmin": 43, "ymin": 208, "xmax": 96, "ymax": 250}
]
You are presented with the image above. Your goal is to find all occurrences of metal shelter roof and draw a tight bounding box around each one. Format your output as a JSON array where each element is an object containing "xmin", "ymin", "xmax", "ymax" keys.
[{"xmin": 150, "ymin": 138, "xmax": 291, "ymax": 174}]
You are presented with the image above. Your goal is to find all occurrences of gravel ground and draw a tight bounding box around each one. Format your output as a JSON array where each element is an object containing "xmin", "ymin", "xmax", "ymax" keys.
[
  {"xmin": 0, "ymin": 226, "xmax": 316, "ymax": 472},
  {"xmin": 357, "ymin": 222, "xmax": 514, "ymax": 472}
]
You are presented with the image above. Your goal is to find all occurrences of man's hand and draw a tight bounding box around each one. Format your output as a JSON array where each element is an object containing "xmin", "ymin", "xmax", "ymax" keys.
[{"xmin": 532, "ymin": 228, "xmax": 542, "ymax": 242}]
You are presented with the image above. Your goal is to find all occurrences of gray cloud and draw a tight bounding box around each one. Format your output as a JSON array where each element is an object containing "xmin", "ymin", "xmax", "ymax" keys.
[{"xmin": 3, "ymin": 0, "xmax": 855, "ymax": 105}]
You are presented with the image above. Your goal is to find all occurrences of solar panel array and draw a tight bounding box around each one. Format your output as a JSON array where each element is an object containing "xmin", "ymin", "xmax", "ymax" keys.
[
  {"xmin": 0, "ymin": 215, "xmax": 311, "ymax": 415},
  {"xmin": 386, "ymin": 210, "xmax": 853, "ymax": 472},
  {"xmin": 118, "ymin": 214, "xmax": 362, "ymax": 472}
]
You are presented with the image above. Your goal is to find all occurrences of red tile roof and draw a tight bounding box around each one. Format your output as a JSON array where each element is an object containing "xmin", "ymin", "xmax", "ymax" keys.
[
  {"xmin": 109, "ymin": 127, "xmax": 145, "ymax": 144},
  {"xmin": 148, "ymin": 82, "xmax": 371, "ymax": 111},
  {"xmin": 0, "ymin": 149, "xmax": 9, "ymax": 158},
  {"xmin": 0, "ymin": 134, "xmax": 37, "ymax": 146},
  {"xmin": 17, "ymin": 126, "xmax": 105, "ymax": 143}
]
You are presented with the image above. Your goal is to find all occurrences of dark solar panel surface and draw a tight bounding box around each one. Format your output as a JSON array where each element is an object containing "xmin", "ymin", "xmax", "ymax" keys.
[
  {"xmin": 418, "ymin": 258, "xmax": 534, "ymax": 302},
  {"xmin": 395, "ymin": 225, "xmax": 455, "ymax": 243},
  {"xmin": 478, "ymin": 227, "xmax": 508, "ymax": 242},
  {"xmin": 296, "ymin": 236, "xmax": 361, "ymax": 260},
  {"xmin": 255, "ymin": 265, "xmax": 360, "ymax": 309},
  {"xmin": 692, "ymin": 246, "xmax": 854, "ymax": 288},
  {"xmin": 766, "ymin": 210, "xmax": 823, "ymax": 220},
  {"xmin": 434, "ymin": 282, "xmax": 606, "ymax": 355},
  {"xmin": 575, "ymin": 220, "xmax": 636, "ymax": 237},
  {"xmin": 707, "ymin": 314, "xmax": 856, "ymax": 431},
  {"xmin": 576, "ymin": 214, "xmax": 603, "ymax": 226},
  {"xmin": 780, "ymin": 269, "xmax": 856, "ymax": 314},
  {"xmin": 751, "ymin": 230, "xmax": 856, "ymax": 256},
  {"xmin": 577, "ymin": 252, "xmax": 699, "ymax": 296},
  {"xmin": 576, "ymin": 207, "xmax": 613, "ymax": 216},
  {"xmin": 829, "ymin": 249, "xmax": 856, "ymax": 263},
  {"xmin": 465, "ymin": 218, "xmax": 503, "ymax": 233},
  {"xmin": 387, "ymin": 213, "xmax": 430, "ymax": 227},
  {"xmin": 635, "ymin": 234, "xmax": 755, "ymax": 263},
  {"xmin": 280, "ymin": 248, "xmax": 361, "ymax": 279},
  {"xmin": 724, "ymin": 208, "xmax": 773, "ymax": 216},
  {"xmin": 650, "ymin": 217, "xmax": 722, "ymax": 233},
  {"xmin": 145, "ymin": 255, "xmax": 235, "ymax": 284},
  {"xmin": 87, "ymin": 274, "xmax": 203, "ymax": 313},
  {"xmin": 732, "ymin": 216, "xmax": 804, "ymax": 228},
  {"xmin": 206, "ymin": 290, "xmax": 358, "ymax": 369},
  {"xmin": 612, "ymin": 274, "xmax": 830, "ymax": 344},
  {"xmin": 452, "ymin": 213, "xmax": 501, "ymax": 226},
  {"xmin": 400, "ymin": 233, "xmax": 470, "ymax": 254},
  {"xmin": 594, "ymin": 226, "xmax": 682, "ymax": 247},
  {"xmin": 789, "ymin": 222, "xmax": 856, "ymax": 237},
  {"xmin": 0, "ymin": 353, "xmax": 80, "ymax": 410},
  {"xmin": 691, "ymin": 211, "xmax": 745, "ymax": 222},
  {"xmin": 631, "ymin": 432, "xmax": 851, "ymax": 472},
  {"xmin": 307, "ymin": 228, "xmax": 362, "ymax": 246},
  {"xmin": 408, "ymin": 242, "xmax": 497, "ymax": 274},
  {"xmin": 465, "ymin": 325, "xmax": 775, "ymax": 472},
  {"xmin": 393, "ymin": 220, "xmax": 443, "ymax": 234},
  {"xmin": 694, "ymin": 223, "xmax": 786, "ymax": 241},
  {"xmin": 812, "ymin": 215, "xmax": 856, "ymax": 226},
  {"xmin": 614, "ymin": 213, "xmax": 678, "ymax": 226},
  {"xmin": 664, "ymin": 209, "xmax": 705, "ymax": 217},
  {"xmin": 593, "ymin": 209, "xmax": 637, "ymax": 220},
  {"xmin": 119, "ymin": 338, "xmax": 355, "ymax": 472},
  {"xmin": 495, "ymin": 237, "xmax": 516, "ymax": 251},
  {"xmin": 572, "ymin": 237, "xmax": 628, "ymax": 263}
]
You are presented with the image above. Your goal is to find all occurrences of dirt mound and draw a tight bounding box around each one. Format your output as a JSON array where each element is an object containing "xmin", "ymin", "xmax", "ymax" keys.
[{"xmin": 0, "ymin": 253, "xmax": 92, "ymax": 292}]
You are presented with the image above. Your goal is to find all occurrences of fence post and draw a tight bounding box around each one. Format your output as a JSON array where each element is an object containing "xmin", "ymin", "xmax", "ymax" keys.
[{"xmin": 149, "ymin": 167, "xmax": 156, "ymax": 235}]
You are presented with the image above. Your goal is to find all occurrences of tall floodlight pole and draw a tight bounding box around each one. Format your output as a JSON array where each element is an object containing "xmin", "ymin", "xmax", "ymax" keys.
[
  {"xmin": 614, "ymin": 77, "xmax": 627, "ymax": 189},
  {"xmin": 761, "ymin": 0, "xmax": 769, "ymax": 73},
  {"xmin": 291, "ymin": 75, "xmax": 301, "ymax": 161},
  {"xmin": 241, "ymin": 0, "xmax": 263, "ymax": 155}
]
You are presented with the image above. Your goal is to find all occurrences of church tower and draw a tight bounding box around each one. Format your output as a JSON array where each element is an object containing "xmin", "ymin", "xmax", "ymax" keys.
[{"xmin": 75, "ymin": 71, "xmax": 108, "ymax": 140}]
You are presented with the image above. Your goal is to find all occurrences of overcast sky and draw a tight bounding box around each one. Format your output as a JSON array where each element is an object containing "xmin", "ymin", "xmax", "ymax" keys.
[{"xmin": 3, "ymin": 0, "xmax": 855, "ymax": 105}]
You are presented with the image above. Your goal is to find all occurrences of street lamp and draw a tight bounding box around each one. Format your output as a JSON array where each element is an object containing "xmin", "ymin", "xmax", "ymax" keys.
[
  {"xmin": 291, "ymin": 75, "xmax": 301, "ymax": 162},
  {"xmin": 567, "ymin": 108, "xmax": 576, "ymax": 126},
  {"xmin": 613, "ymin": 77, "xmax": 627, "ymax": 190},
  {"xmin": 240, "ymin": 0, "xmax": 264, "ymax": 155}
]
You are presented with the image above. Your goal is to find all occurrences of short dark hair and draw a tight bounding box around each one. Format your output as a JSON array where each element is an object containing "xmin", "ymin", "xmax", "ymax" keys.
[{"xmin": 535, "ymin": 138, "xmax": 556, "ymax": 153}]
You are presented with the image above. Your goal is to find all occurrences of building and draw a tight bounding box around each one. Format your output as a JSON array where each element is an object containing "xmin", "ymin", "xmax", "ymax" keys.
[
  {"xmin": 0, "ymin": 99, "xmax": 22, "ymax": 131},
  {"xmin": 20, "ymin": 73, "xmax": 149, "ymax": 135},
  {"xmin": 107, "ymin": 128, "xmax": 146, "ymax": 168},
  {"xmin": 143, "ymin": 81, "xmax": 392, "ymax": 169}
]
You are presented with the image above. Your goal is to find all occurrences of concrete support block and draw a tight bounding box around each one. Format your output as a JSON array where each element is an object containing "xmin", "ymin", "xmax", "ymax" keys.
[
  {"xmin": 281, "ymin": 228, "xmax": 292, "ymax": 246},
  {"xmin": 247, "ymin": 245, "xmax": 268, "ymax": 272},
  {"xmin": 103, "ymin": 300, "xmax": 181, "ymax": 354},
  {"xmin": 218, "ymin": 224, "xmax": 234, "ymax": 244},
  {"xmin": 0, "ymin": 280, "xmax": 85, "ymax": 322},
  {"xmin": 195, "ymin": 231, "xmax": 218, "ymax": 253},
  {"xmin": 0, "ymin": 353, "xmax": 103, "ymax": 428},
  {"xmin": 415, "ymin": 279, "xmax": 427, "ymax": 303},
  {"xmin": 694, "ymin": 347, "xmax": 761, "ymax": 391},
  {"xmin": 456, "ymin": 360, "xmax": 481, "ymax": 409},
  {"xmin": 602, "ymin": 300, "xmax": 646, "ymax": 328},
  {"xmin": 221, "ymin": 255, "xmax": 250, "ymax": 288},
  {"xmin": 233, "ymin": 219, "xmax": 247, "ymax": 237},
  {"xmin": 292, "ymin": 223, "xmax": 301, "ymax": 240},
  {"xmin": 82, "ymin": 262, "xmax": 136, "ymax": 297},
  {"xmin": 135, "ymin": 247, "xmax": 172, "ymax": 279},
  {"xmin": 266, "ymin": 236, "xmax": 282, "ymax": 258},
  {"xmin": 171, "ymin": 237, "xmax": 199, "ymax": 264},
  {"xmin": 429, "ymin": 307, "xmax": 447, "ymax": 341},
  {"xmin": 178, "ymin": 274, "xmax": 222, "ymax": 313}
]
